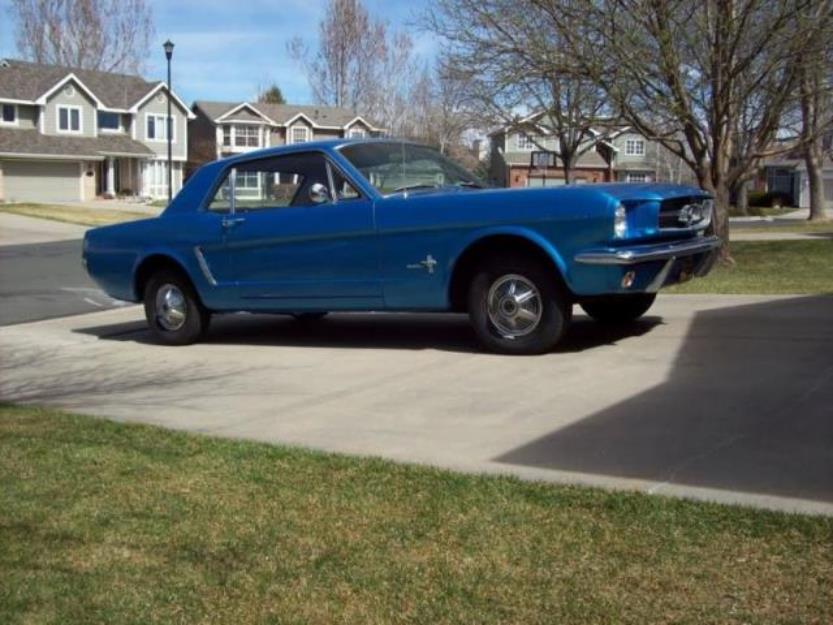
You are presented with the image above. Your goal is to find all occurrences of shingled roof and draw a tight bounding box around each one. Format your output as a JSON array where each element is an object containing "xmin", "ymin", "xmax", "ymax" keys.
[
  {"xmin": 0, "ymin": 59, "xmax": 161, "ymax": 110},
  {"xmin": 0, "ymin": 127, "xmax": 153, "ymax": 159},
  {"xmin": 193, "ymin": 100, "xmax": 383, "ymax": 130}
]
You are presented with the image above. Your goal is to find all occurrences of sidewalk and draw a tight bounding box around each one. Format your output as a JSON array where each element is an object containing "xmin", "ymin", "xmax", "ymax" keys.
[
  {"xmin": 729, "ymin": 207, "xmax": 810, "ymax": 225},
  {"xmin": 0, "ymin": 212, "xmax": 88, "ymax": 246}
]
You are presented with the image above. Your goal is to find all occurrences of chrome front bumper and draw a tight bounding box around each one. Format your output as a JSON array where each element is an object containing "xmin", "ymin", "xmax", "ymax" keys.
[{"xmin": 574, "ymin": 235, "xmax": 721, "ymax": 266}]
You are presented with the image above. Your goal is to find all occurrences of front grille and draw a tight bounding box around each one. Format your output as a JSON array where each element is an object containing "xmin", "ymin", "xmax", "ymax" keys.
[{"xmin": 659, "ymin": 196, "xmax": 711, "ymax": 229}]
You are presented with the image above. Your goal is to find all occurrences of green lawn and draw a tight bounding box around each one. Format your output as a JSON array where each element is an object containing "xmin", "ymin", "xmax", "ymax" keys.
[
  {"xmin": 669, "ymin": 240, "xmax": 833, "ymax": 294},
  {"xmin": 1, "ymin": 404, "xmax": 831, "ymax": 624},
  {"xmin": 0, "ymin": 203, "xmax": 150, "ymax": 226}
]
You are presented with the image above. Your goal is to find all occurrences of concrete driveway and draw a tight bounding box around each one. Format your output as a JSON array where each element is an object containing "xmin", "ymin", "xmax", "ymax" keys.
[{"xmin": 1, "ymin": 293, "xmax": 831, "ymax": 515}]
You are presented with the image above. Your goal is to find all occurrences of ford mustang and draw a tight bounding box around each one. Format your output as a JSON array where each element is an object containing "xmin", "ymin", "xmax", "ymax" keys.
[{"xmin": 83, "ymin": 139, "xmax": 720, "ymax": 354}]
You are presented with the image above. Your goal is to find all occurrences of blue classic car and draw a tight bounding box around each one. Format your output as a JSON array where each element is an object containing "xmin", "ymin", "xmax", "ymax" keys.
[{"xmin": 83, "ymin": 139, "xmax": 720, "ymax": 354}]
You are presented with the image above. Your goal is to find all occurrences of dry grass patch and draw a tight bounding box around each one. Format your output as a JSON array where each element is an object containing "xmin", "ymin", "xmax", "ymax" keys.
[
  {"xmin": 1, "ymin": 404, "xmax": 831, "ymax": 624},
  {"xmin": 0, "ymin": 203, "xmax": 150, "ymax": 226}
]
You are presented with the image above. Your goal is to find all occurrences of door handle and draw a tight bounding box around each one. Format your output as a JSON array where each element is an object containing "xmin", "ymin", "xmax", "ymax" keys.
[{"xmin": 222, "ymin": 216, "xmax": 245, "ymax": 229}]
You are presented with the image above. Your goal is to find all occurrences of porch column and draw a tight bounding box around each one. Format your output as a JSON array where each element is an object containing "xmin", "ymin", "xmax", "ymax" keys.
[{"xmin": 106, "ymin": 157, "xmax": 116, "ymax": 195}]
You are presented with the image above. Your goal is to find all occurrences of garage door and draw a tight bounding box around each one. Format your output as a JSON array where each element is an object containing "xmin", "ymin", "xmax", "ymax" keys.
[{"xmin": 3, "ymin": 160, "xmax": 80, "ymax": 202}]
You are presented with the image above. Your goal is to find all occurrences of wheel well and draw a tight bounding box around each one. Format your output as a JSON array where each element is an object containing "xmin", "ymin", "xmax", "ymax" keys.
[
  {"xmin": 134, "ymin": 254, "xmax": 191, "ymax": 301},
  {"xmin": 448, "ymin": 235, "xmax": 569, "ymax": 312}
]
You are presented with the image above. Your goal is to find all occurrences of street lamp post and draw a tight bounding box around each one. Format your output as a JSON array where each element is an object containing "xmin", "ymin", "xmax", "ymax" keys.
[{"xmin": 163, "ymin": 39, "xmax": 175, "ymax": 204}]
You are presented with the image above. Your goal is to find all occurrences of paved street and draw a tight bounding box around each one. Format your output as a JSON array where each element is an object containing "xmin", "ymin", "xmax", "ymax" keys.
[
  {"xmin": 0, "ymin": 239, "xmax": 125, "ymax": 326},
  {"xmin": 1, "ymin": 294, "xmax": 831, "ymax": 515}
]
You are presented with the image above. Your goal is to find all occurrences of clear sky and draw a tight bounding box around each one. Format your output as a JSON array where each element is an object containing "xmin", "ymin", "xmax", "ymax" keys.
[{"xmin": 0, "ymin": 0, "xmax": 437, "ymax": 105}]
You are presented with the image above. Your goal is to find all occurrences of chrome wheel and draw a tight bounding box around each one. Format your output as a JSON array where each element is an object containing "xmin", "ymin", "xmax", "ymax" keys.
[
  {"xmin": 486, "ymin": 274, "xmax": 543, "ymax": 339},
  {"xmin": 155, "ymin": 283, "xmax": 187, "ymax": 331}
]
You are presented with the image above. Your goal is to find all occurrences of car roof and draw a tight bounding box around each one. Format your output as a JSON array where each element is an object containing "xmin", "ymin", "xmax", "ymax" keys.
[{"xmin": 217, "ymin": 137, "xmax": 426, "ymax": 165}]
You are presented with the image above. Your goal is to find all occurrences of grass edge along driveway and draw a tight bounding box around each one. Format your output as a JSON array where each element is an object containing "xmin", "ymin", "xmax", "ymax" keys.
[
  {"xmin": 1, "ymin": 403, "xmax": 831, "ymax": 625},
  {"xmin": 0, "ymin": 202, "xmax": 150, "ymax": 227}
]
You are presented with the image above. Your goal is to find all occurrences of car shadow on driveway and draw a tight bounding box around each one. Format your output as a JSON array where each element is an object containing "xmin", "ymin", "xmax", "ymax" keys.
[
  {"xmin": 495, "ymin": 295, "xmax": 833, "ymax": 504},
  {"xmin": 74, "ymin": 311, "xmax": 663, "ymax": 354}
]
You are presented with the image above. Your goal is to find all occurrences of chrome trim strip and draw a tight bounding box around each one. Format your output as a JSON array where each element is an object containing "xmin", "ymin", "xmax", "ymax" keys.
[
  {"xmin": 575, "ymin": 236, "xmax": 721, "ymax": 266},
  {"xmin": 194, "ymin": 246, "xmax": 217, "ymax": 286}
]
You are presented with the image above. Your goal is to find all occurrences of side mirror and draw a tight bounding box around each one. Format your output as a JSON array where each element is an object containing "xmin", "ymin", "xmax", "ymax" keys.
[{"xmin": 309, "ymin": 182, "xmax": 331, "ymax": 204}]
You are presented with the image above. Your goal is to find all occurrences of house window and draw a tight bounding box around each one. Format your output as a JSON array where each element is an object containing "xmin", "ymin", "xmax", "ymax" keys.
[
  {"xmin": 348, "ymin": 127, "xmax": 366, "ymax": 139},
  {"xmin": 516, "ymin": 133, "xmax": 536, "ymax": 150},
  {"xmin": 57, "ymin": 106, "xmax": 81, "ymax": 133},
  {"xmin": 626, "ymin": 172, "xmax": 648, "ymax": 183},
  {"xmin": 290, "ymin": 126, "xmax": 309, "ymax": 144},
  {"xmin": 0, "ymin": 104, "xmax": 16, "ymax": 125},
  {"xmin": 98, "ymin": 111, "xmax": 120, "ymax": 132},
  {"xmin": 222, "ymin": 125, "xmax": 232, "ymax": 147},
  {"xmin": 146, "ymin": 113, "xmax": 174, "ymax": 142},
  {"xmin": 625, "ymin": 139, "xmax": 645, "ymax": 156},
  {"xmin": 234, "ymin": 125, "xmax": 259, "ymax": 148}
]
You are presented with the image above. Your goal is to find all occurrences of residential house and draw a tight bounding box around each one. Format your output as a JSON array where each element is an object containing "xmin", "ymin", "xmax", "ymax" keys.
[
  {"xmin": 757, "ymin": 145, "xmax": 833, "ymax": 209},
  {"xmin": 489, "ymin": 115, "xmax": 695, "ymax": 187},
  {"xmin": 0, "ymin": 59, "xmax": 193, "ymax": 203},
  {"xmin": 188, "ymin": 101, "xmax": 385, "ymax": 172}
]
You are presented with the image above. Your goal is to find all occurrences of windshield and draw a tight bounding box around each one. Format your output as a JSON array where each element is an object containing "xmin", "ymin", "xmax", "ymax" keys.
[{"xmin": 339, "ymin": 141, "xmax": 483, "ymax": 195}]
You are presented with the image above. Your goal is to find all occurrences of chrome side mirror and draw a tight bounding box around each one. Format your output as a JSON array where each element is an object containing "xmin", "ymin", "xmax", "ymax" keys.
[{"xmin": 309, "ymin": 182, "xmax": 331, "ymax": 204}]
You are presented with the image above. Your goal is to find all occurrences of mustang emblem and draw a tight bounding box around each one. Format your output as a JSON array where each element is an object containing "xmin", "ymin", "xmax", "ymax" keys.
[{"xmin": 407, "ymin": 254, "xmax": 438, "ymax": 274}]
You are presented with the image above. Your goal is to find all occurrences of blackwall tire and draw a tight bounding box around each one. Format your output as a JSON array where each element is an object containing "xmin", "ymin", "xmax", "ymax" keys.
[
  {"xmin": 468, "ymin": 255, "xmax": 570, "ymax": 355},
  {"xmin": 143, "ymin": 270, "xmax": 210, "ymax": 345}
]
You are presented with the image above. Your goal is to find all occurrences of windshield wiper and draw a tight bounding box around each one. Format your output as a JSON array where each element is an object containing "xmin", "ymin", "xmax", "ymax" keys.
[
  {"xmin": 456, "ymin": 181, "xmax": 484, "ymax": 189},
  {"xmin": 392, "ymin": 183, "xmax": 439, "ymax": 193}
]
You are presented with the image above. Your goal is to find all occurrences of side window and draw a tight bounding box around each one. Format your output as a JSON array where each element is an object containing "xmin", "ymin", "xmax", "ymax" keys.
[{"xmin": 207, "ymin": 152, "xmax": 331, "ymax": 212}]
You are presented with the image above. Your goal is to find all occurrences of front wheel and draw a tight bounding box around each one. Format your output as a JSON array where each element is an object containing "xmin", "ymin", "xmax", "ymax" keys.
[
  {"xmin": 144, "ymin": 270, "xmax": 211, "ymax": 345},
  {"xmin": 580, "ymin": 293, "xmax": 656, "ymax": 323},
  {"xmin": 468, "ymin": 256, "xmax": 571, "ymax": 355}
]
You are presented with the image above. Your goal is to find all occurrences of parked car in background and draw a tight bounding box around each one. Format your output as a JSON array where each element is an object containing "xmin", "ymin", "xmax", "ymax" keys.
[{"xmin": 83, "ymin": 139, "xmax": 720, "ymax": 354}]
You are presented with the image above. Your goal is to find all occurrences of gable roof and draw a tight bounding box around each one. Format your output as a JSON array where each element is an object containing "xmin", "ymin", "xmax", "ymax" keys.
[
  {"xmin": 0, "ymin": 58, "xmax": 188, "ymax": 113},
  {"xmin": 193, "ymin": 100, "xmax": 384, "ymax": 130}
]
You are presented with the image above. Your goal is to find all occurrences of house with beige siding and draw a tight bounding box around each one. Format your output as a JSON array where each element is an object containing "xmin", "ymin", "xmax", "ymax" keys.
[
  {"xmin": 189, "ymin": 101, "xmax": 384, "ymax": 171},
  {"xmin": 0, "ymin": 58, "xmax": 193, "ymax": 202}
]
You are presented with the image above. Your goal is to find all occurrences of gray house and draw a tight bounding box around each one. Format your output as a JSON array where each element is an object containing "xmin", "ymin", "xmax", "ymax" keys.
[
  {"xmin": 489, "ymin": 113, "xmax": 695, "ymax": 187},
  {"xmin": 189, "ymin": 101, "xmax": 384, "ymax": 171},
  {"xmin": 0, "ymin": 59, "xmax": 194, "ymax": 202}
]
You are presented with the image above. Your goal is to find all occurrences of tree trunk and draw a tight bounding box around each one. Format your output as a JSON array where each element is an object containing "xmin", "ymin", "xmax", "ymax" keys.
[
  {"xmin": 562, "ymin": 161, "xmax": 573, "ymax": 185},
  {"xmin": 804, "ymin": 144, "xmax": 828, "ymax": 222},
  {"xmin": 712, "ymin": 183, "xmax": 731, "ymax": 262},
  {"xmin": 735, "ymin": 180, "xmax": 749, "ymax": 216}
]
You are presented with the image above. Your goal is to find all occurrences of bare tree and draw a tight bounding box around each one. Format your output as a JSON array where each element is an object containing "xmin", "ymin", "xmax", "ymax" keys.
[
  {"xmin": 424, "ymin": 0, "xmax": 614, "ymax": 184},
  {"xmin": 11, "ymin": 0, "xmax": 154, "ymax": 74},
  {"xmin": 402, "ymin": 58, "xmax": 473, "ymax": 155},
  {"xmin": 538, "ymin": 0, "xmax": 833, "ymax": 258},
  {"xmin": 795, "ymin": 2, "xmax": 833, "ymax": 221},
  {"xmin": 287, "ymin": 0, "xmax": 382, "ymax": 111},
  {"xmin": 288, "ymin": 0, "xmax": 420, "ymax": 134}
]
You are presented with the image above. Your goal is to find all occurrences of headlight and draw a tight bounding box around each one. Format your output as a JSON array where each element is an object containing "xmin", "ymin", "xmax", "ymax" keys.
[{"xmin": 614, "ymin": 203, "xmax": 627, "ymax": 238}]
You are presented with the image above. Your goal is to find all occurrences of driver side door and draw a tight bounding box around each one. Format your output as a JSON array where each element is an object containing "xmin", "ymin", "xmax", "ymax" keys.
[{"xmin": 209, "ymin": 151, "xmax": 382, "ymax": 310}]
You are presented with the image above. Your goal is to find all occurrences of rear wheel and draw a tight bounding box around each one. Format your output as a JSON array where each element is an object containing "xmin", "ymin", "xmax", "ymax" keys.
[
  {"xmin": 468, "ymin": 255, "xmax": 571, "ymax": 355},
  {"xmin": 580, "ymin": 293, "xmax": 656, "ymax": 323},
  {"xmin": 143, "ymin": 270, "xmax": 210, "ymax": 345}
]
